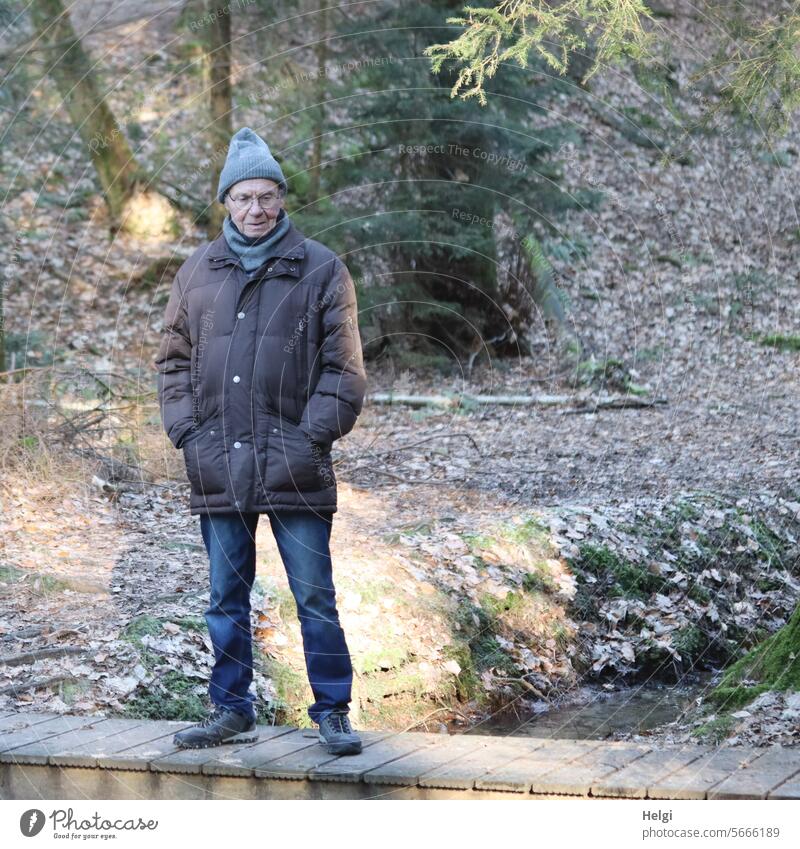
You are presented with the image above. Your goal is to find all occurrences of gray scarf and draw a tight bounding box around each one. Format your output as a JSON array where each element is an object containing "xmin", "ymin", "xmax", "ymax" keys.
[{"xmin": 222, "ymin": 207, "xmax": 292, "ymax": 274}]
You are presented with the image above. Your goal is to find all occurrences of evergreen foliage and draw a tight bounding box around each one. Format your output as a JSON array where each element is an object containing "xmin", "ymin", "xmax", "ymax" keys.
[{"xmin": 290, "ymin": 1, "xmax": 592, "ymax": 362}]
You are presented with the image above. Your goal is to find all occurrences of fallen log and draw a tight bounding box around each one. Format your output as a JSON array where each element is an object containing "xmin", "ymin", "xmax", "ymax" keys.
[{"xmin": 366, "ymin": 392, "xmax": 667, "ymax": 410}]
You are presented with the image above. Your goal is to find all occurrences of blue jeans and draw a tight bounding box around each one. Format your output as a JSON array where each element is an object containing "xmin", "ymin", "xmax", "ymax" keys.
[{"xmin": 199, "ymin": 510, "xmax": 353, "ymax": 725}]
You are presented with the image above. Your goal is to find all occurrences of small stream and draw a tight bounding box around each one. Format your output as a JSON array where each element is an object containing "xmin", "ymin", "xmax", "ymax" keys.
[{"xmin": 461, "ymin": 673, "xmax": 717, "ymax": 739}]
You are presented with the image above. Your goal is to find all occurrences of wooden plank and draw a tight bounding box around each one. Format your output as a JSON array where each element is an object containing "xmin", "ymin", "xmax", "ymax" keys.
[
  {"xmin": 592, "ymin": 746, "xmax": 712, "ymax": 798},
  {"xmin": 93, "ymin": 721, "xmax": 198, "ymax": 770},
  {"xmin": 769, "ymin": 772, "xmax": 800, "ymax": 799},
  {"xmin": 418, "ymin": 738, "xmax": 541, "ymax": 790},
  {"xmin": 710, "ymin": 748, "xmax": 800, "ymax": 800},
  {"xmin": 474, "ymin": 739, "xmax": 603, "ymax": 793},
  {"xmin": 0, "ymin": 712, "xmax": 60, "ymax": 733},
  {"xmin": 202, "ymin": 729, "xmax": 321, "ymax": 778},
  {"xmin": 8, "ymin": 718, "xmax": 149, "ymax": 766},
  {"xmin": 361, "ymin": 734, "xmax": 487, "ymax": 786},
  {"xmin": 5, "ymin": 707, "xmax": 795, "ymax": 802},
  {"xmin": 309, "ymin": 732, "xmax": 443, "ymax": 783},
  {"xmin": 253, "ymin": 729, "xmax": 395, "ymax": 780},
  {"xmin": 150, "ymin": 725, "xmax": 295, "ymax": 775},
  {"xmin": 0, "ymin": 715, "xmax": 100, "ymax": 762},
  {"xmin": 92, "ymin": 722, "xmax": 205, "ymax": 772},
  {"xmin": 648, "ymin": 746, "xmax": 765, "ymax": 799},
  {"xmin": 531, "ymin": 744, "xmax": 650, "ymax": 797}
]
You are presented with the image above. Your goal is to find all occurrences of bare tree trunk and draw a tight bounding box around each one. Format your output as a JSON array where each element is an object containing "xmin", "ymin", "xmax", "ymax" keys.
[
  {"xmin": 308, "ymin": 2, "xmax": 328, "ymax": 204},
  {"xmin": 206, "ymin": 2, "xmax": 233, "ymax": 237},
  {"xmin": 0, "ymin": 267, "xmax": 5, "ymax": 374},
  {"xmin": 0, "ymin": 210, "xmax": 12, "ymax": 374},
  {"xmin": 0, "ymin": 212, "xmax": 5, "ymax": 373},
  {"xmin": 29, "ymin": 0, "xmax": 141, "ymax": 218},
  {"xmin": 28, "ymin": 0, "xmax": 176, "ymax": 236}
]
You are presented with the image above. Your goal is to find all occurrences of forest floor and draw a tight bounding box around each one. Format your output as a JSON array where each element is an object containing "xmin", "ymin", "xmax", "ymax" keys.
[{"xmin": 1, "ymin": 1, "xmax": 799, "ymax": 746}]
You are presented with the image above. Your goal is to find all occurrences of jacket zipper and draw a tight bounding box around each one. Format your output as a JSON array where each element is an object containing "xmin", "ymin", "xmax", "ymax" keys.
[{"xmin": 223, "ymin": 256, "xmax": 303, "ymax": 315}]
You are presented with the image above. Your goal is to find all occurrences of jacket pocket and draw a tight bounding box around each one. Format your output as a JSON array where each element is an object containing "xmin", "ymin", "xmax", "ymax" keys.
[
  {"xmin": 182, "ymin": 415, "xmax": 227, "ymax": 496},
  {"xmin": 263, "ymin": 412, "xmax": 322, "ymax": 492},
  {"xmin": 294, "ymin": 310, "xmax": 311, "ymax": 404},
  {"xmin": 307, "ymin": 435, "xmax": 336, "ymax": 490}
]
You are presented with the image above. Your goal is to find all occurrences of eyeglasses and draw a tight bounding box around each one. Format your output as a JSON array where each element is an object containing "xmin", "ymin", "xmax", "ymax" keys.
[{"xmin": 228, "ymin": 191, "xmax": 284, "ymax": 210}]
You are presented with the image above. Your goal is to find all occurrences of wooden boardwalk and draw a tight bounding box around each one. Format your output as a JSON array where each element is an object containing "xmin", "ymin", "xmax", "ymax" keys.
[{"xmin": 1, "ymin": 710, "xmax": 799, "ymax": 800}]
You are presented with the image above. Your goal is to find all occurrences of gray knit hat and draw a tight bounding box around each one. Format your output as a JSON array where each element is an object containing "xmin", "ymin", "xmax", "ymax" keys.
[{"xmin": 217, "ymin": 127, "xmax": 287, "ymax": 202}]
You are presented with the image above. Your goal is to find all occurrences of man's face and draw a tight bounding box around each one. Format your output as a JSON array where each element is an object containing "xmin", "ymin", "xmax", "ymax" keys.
[{"xmin": 224, "ymin": 178, "xmax": 285, "ymax": 238}]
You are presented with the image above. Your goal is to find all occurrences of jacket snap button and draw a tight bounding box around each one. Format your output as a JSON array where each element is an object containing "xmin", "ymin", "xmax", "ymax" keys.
[
  {"xmin": 267, "ymin": 266, "xmax": 273, "ymax": 272},
  {"xmin": 237, "ymin": 311, "xmax": 245, "ymax": 319},
  {"xmin": 233, "ymin": 441, "xmax": 241, "ymax": 449},
  {"xmin": 210, "ymin": 429, "xmax": 215, "ymax": 435},
  {"xmin": 233, "ymin": 375, "xmax": 241, "ymax": 383},
  {"xmin": 272, "ymin": 427, "xmax": 278, "ymax": 433}
]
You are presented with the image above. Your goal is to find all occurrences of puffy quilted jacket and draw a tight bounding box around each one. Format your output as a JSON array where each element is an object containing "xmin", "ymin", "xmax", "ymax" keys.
[{"xmin": 154, "ymin": 217, "xmax": 367, "ymax": 514}]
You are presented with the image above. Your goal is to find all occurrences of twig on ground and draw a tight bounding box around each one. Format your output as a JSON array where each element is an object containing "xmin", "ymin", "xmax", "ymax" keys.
[
  {"xmin": 359, "ymin": 431, "xmax": 482, "ymax": 457},
  {"xmin": 496, "ymin": 676, "xmax": 548, "ymax": 700},
  {"xmin": 399, "ymin": 706, "xmax": 455, "ymax": 733},
  {"xmin": 0, "ymin": 646, "xmax": 86, "ymax": 667},
  {"xmin": 348, "ymin": 465, "xmax": 467, "ymax": 485},
  {"xmin": 0, "ymin": 675, "xmax": 79, "ymax": 696}
]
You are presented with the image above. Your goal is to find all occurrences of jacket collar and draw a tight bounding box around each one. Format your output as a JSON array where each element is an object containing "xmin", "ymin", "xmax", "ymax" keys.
[{"xmin": 207, "ymin": 215, "xmax": 306, "ymax": 266}]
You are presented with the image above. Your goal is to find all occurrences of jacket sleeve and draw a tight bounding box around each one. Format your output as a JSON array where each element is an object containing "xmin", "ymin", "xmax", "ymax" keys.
[
  {"xmin": 154, "ymin": 266, "xmax": 195, "ymax": 449},
  {"xmin": 298, "ymin": 257, "xmax": 367, "ymax": 447}
]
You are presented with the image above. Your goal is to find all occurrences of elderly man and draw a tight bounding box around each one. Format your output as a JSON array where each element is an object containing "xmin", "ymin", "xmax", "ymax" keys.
[{"xmin": 154, "ymin": 128, "xmax": 367, "ymax": 754}]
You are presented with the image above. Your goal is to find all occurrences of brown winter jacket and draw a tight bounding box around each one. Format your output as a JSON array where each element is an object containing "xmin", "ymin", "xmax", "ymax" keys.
[{"xmin": 154, "ymin": 217, "xmax": 367, "ymax": 514}]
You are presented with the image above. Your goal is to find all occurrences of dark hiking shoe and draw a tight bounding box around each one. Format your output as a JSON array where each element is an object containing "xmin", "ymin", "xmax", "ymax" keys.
[
  {"xmin": 173, "ymin": 707, "xmax": 259, "ymax": 749},
  {"xmin": 317, "ymin": 710, "xmax": 362, "ymax": 755}
]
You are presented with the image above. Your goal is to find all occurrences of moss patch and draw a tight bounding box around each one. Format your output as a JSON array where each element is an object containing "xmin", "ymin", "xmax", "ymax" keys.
[
  {"xmin": 122, "ymin": 670, "xmax": 208, "ymax": 721},
  {"xmin": 691, "ymin": 714, "xmax": 736, "ymax": 744},
  {"xmin": 60, "ymin": 679, "xmax": 94, "ymax": 707},
  {"xmin": 118, "ymin": 615, "xmax": 212, "ymax": 721},
  {"xmin": 759, "ymin": 333, "xmax": 800, "ymax": 352},
  {"xmin": 0, "ymin": 562, "xmax": 88, "ymax": 594},
  {"xmin": 0, "ymin": 563, "xmax": 27, "ymax": 584},
  {"xmin": 709, "ymin": 603, "xmax": 800, "ymax": 710},
  {"xmin": 521, "ymin": 567, "xmax": 558, "ymax": 594},
  {"xmin": 442, "ymin": 641, "xmax": 481, "ymax": 702},
  {"xmin": 355, "ymin": 644, "xmax": 409, "ymax": 675},
  {"xmin": 673, "ymin": 624, "xmax": 707, "ymax": 666},
  {"xmin": 462, "ymin": 514, "xmax": 550, "ymax": 558},
  {"xmin": 254, "ymin": 648, "xmax": 306, "ymax": 726},
  {"xmin": 122, "ymin": 615, "xmax": 163, "ymax": 638},
  {"xmin": 576, "ymin": 543, "xmax": 663, "ymax": 600},
  {"xmin": 449, "ymin": 598, "xmax": 519, "ymax": 685}
]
